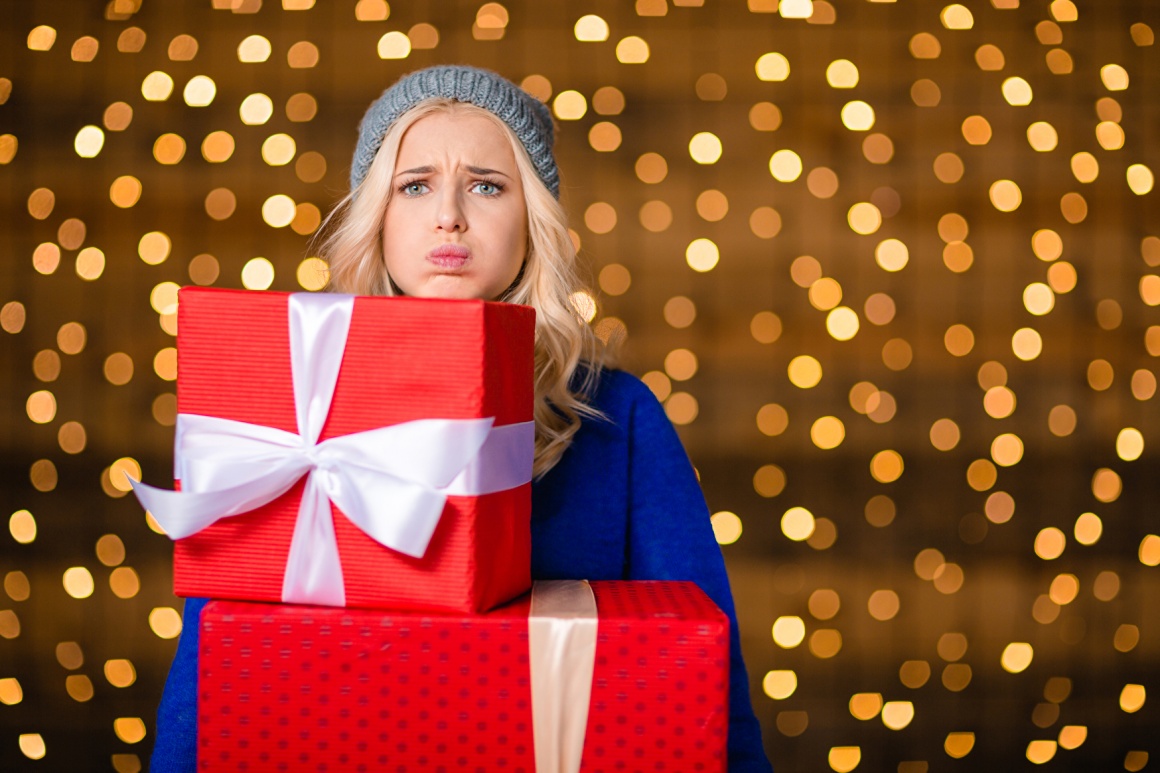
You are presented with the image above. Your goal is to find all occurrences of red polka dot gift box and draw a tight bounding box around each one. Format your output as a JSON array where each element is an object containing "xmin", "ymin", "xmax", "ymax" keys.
[
  {"xmin": 197, "ymin": 580, "xmax": 729, "ymax": 772},
  {"xmin": 132, "ymin": 288, "xmax": 536, "ymax": 613}
]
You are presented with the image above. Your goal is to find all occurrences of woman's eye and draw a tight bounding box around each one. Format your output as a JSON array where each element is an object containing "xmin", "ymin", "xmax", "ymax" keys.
[
  {"xmin": 473, "ymin": 181, "xmax": 501, "ymax": 196},
  {"xmin": 402, "ymin": 182, "xmax": 427, "ymax": 196}
]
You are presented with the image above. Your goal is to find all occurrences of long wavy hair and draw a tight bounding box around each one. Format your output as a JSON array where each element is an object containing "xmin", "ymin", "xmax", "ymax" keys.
[{"xmin": 319, "ymin": 98, "xmax": 603, "ymax": 477}]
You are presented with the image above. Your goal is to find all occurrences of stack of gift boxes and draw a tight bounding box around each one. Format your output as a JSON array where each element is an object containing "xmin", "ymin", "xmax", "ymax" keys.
[{"xmin": 136, "ymin": 288, "xmax": 730, "ymax": 771}]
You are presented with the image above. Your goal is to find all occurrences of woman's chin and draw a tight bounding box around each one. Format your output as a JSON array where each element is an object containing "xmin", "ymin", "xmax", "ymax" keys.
[{"xmin": 408, "ymin": 277, "xmax": 495, "ymax": 302}]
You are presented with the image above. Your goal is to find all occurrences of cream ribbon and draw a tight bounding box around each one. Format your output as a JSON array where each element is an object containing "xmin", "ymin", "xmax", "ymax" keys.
[
  {"xmin": 131, "ymin": 292, "xmax": 534, "ymax": 607},
  {"xmin": 529, "ymin": 580, "xmax": 599, "ymax": 773}
]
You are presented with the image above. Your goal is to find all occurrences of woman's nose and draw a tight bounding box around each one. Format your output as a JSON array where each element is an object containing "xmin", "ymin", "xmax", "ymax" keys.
[{"xmin": 435, "ymin": 189, "xmax": 466, "ymax": 232}]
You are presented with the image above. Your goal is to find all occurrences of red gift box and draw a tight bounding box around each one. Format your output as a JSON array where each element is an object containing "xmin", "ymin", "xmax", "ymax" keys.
[
  {"xmin": 198, "ymin": 581, "xmax": 729, "ymax": 772},
  {"xmin": 159, "ymin": 287, "xmax": 535, "ymax": 613}
]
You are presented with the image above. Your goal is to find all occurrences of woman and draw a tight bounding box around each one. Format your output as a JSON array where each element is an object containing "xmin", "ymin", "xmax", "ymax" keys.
[{"xmin": 151, "ymin": 65, "xmax": 772, "ymax": 772}]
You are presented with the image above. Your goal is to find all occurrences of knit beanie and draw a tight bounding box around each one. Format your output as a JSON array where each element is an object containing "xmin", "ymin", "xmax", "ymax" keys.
[{"xmin": 350, "ymin": 64, "xmax": 560, "ymax": 199}]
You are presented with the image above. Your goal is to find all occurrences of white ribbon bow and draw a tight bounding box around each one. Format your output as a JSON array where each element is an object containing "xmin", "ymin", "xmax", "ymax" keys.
[{"xmin": 131, "ymin": 292, "xmax": 534, "ymax": 607}]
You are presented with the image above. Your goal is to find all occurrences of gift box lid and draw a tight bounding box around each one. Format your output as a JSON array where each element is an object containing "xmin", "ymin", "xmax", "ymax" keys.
[{"xmin": 176, "ymin": 286, "xmax": 536, "ymax": 436}]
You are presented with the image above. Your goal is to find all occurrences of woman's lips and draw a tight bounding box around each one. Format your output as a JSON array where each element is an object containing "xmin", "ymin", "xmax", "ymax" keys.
[{"xmin": 427, "ymin": 244, "xmax": 471, "ymax": 269}]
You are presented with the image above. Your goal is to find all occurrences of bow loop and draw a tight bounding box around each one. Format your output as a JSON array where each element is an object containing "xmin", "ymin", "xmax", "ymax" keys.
[{"xmin": 315, "ymin": 417, "xmax": 495, "ymax": 489}]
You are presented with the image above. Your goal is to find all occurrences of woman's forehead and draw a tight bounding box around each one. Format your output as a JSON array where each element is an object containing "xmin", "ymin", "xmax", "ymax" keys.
[{"xmin": 397, "ymin": 110, "xmax": 517, "ymax": 169}]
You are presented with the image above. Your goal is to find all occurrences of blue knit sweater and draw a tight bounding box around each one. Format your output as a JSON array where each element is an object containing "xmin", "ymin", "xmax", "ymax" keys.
[{"xmin": 149, "ymin": 369, "xmax": 773, "ymax": 771}]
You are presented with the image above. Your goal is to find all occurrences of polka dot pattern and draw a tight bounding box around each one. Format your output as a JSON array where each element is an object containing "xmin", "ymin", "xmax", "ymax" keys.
[
  {"xmin": 198, "ymin": 581, "xmax": 728, "ymax": 770},
  {"xmin": 582, "ymin": 582, "xmax": 730, "ymax": 771}
]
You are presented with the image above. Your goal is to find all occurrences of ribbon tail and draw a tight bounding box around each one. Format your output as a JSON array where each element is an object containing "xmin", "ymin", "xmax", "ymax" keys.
[
  {"xmin": 288, "ymin": 292, "xmax": 355, "ymax": 445},
  {"xmin": 325, "ymin": 465, "xmax": 448, "ymax": 559},
  {"xmin": 443, "ymin": 420, "xmax": 536, "ymax": 496},
  {"xmin": 281, "ymin": 471, "xmax": 346, "ymax": 606},
  {"xmin": 130, "ymin": 465, "xmax": 306, "ymax": 540},
  {"xmin": 529, "ymin": 580, "xmax": 598, "ymax": 773}
]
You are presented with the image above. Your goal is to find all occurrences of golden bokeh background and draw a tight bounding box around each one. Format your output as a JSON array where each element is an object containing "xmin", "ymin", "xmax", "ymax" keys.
[{"xmin": 1, "ymin": 0, "xmax": 1158, "ymax": 770}]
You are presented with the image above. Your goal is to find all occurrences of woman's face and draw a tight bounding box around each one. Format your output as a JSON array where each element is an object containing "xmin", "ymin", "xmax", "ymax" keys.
[{"xmin": 381, "ymin": 110, "xmax": 528, "ymax": 300}]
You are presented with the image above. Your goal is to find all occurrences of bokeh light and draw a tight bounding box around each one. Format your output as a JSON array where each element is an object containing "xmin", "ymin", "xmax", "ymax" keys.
[
  {"xmin": 1001, "ymin": 643, "xmax": 1034, "ymax": 673},
  {"xmin": 755, "ymin": 52, "xmax": 790, "ymax": 81},
  {"xmin": 183, "ymin": 75, "xmax": 216, "ymax": 107},
  {"xmin": 240, "ymin": 93, "xmax": 274, "ymax": 125},
  {"xmin": 787, "ymin": 356, "xmax": 822, "ymax": 388},
  {"xmin": 573, "ymin": 14, "xmax": 608, "ymax": 42},
  {"xmin": 685, "ymin": 239, "xmax": 719, "ymax": 272},
  {"xmin": 763, "ymin": 670, "xmax": 797, "ymax": 700},
  {"xmin": 74, "ymin": 125, "xmax": 105, "ymax": 158},
  {"xmin": 782, "ymin": 507, "xmax": 816, "ymax": 542},
  {"xmin": 772, "ymin": 616, "xmax": 806, "ymax": 648},
  {"xmin": 62, "ymin": 567, "xmax": 95, "ymax": 599},
  {"xmin": 688, "ymin": 132, "xmax": 723, "ymax": 164},
  {"xmin": 826, "ymin": 60, "xmax": 858, "ymax": 88},
  {"xmin": 710, "ymin": 511, "xmax": 742, "ymax": 545},
  {"xmin": 141, "ymin": 71, "xmax": 173, "ymax": 101},
  {"xmin": 769, "ymin": 150, "xmax": 803, "ymax": 182},
  {"xmin": 615, "ymin": 37, "xmax": 649, "ymax": 64}
]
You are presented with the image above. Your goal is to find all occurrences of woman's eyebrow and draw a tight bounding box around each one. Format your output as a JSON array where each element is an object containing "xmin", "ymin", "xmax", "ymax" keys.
[
  {"xmin": 466, "ymin": 165, "xmax": 511, "ymax": 178},
  {"xmin": 394, "ymin": 164, "xmax": 511, "ymax": 178},
  {"xmin": 395, "ymin": 165, "xmax": 435, "ymax": 177}
]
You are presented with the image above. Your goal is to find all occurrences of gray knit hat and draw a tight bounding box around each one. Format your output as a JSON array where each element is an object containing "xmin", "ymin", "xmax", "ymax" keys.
[{"xmin": 350, "ymin": 64, "xmax": 559, "ymax": 198}]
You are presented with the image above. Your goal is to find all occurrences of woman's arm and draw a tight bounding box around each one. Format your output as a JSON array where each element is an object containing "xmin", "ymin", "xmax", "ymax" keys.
[
  {"xmin": 621, "ymin": 374, "xmax": 773, "ymax": 773},
  {"xmin": 149, "ymin": 596, "xmax": 207, "ymax": 772}
]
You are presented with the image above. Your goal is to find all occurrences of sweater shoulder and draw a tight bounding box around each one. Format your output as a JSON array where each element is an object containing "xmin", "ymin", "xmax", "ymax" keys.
[{"xmin": 586, "ymin": 367, "xmax": 658, "ymax": 417}]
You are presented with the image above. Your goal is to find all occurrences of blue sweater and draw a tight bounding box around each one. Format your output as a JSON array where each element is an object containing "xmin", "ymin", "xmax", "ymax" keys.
[{"xmin": 150, "ymin": 369, "xmax": 773, "ymax": 771}]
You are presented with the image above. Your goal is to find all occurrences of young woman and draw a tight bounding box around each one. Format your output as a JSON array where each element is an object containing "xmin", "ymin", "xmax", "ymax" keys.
[{"xmin": 151, "ymin": 65, "xmax": 772, "ymax": 772}]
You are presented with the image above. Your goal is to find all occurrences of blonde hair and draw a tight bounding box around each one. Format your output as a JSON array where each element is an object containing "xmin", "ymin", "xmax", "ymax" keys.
[{"xmin": 320, "ymin": 98, "xmax": 603, "ymax": 477}]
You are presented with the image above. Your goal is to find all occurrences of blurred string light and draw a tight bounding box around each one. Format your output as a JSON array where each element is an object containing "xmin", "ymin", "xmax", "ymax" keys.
[
  {"xmin": 553, "ymin": 90, "xmax": 586, "ymax": 120},
  {"xmin": 615, "ymin": 36, "xmax": 649, "ymax": 64},
  {"xmin": 353, "ymin": 0, "xmax": 388, "ymax": 21},
  {"xmin": 241, "ymin": 258, "xmax": 276, "ymax": 290},
  {"xmin": 376, "ymin": 31, "xmax": 410, "ymax": 59},
  {"xmin": 141, "ymin": 71, "xmax": 173, "ymax": 100},
  {"xmin": 574, "ymin": 14, "xmax": 608, "ymax": 42},
  {"xmin": 710, "ymin": 511, "xmax": 742, "ymax": 544},
  {"xmin": 685, "ymin": 238, "xmax": 719, "ymax": 272},
  {"xmin": 183, "ymin": 75, "xmax": 216, "ymax": 106},
  {"xmin": 237, "ymin": 34, "xmax": 271, "ymax": 62},
  {"xmin": 74, "ymin": 126, "xmax": 105, "ymax": 157},
  {"xmin": 826, "ymin": 59, "xmax": 858, "ymax": 88},
  {"xmin": 240, "ymin": 93, "xmax": 274, "ymax": 124},
  {"xmin": 472, "ymin": 3, "xmax": 510, "ymax": 40},
  {"xmin": 688, "ymin": 132, "xmax": 722, "ymax": 164},
  {"xmin": 769, "ymin": 149, "xmax": 802, "ymax": 181},
  {"xmin": 840, "ymin": 101, "xmax": 874, "ymax": 131}
]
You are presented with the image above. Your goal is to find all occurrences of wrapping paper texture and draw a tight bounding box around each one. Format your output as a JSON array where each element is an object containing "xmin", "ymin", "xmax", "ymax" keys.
[
  {"xmin": 198, "ymin": 581, "xmax": 729, "ymax": 772},
  {"xmin": 171, "ymin": 287, "xmax": 535, "ymax": 612}
]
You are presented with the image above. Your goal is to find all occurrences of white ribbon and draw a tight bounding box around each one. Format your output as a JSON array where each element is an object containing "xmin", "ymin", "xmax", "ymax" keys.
[
  {"xmin": 529, "ymin": 580, "xmax": 599, "ymax": 773},
  {"xmin": 131, "ymin": 292, "xmax": 534, "ymax": 607}
]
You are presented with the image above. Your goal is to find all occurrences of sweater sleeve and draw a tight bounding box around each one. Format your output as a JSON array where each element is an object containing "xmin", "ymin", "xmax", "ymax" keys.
[
  {"xmin": 622, "ymin": 376, "xmax": 773, "ymax": 773},
  {"xmin": 149, "ymin": 596, "xmax": 206, "ymax": 772}
]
